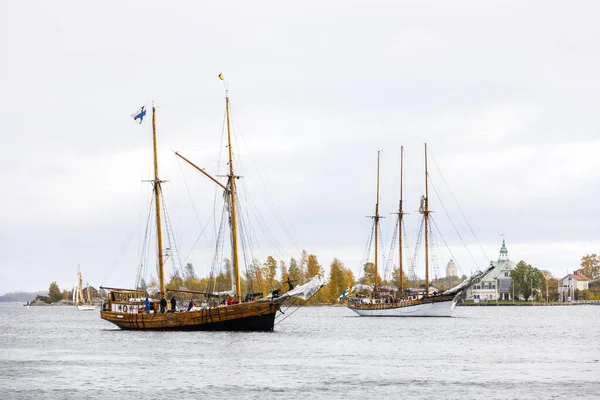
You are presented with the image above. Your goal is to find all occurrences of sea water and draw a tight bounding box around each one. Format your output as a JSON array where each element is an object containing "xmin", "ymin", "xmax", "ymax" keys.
[{"xmin": 0, "ymin": 303, "xmax": 599, "ymax": 399}]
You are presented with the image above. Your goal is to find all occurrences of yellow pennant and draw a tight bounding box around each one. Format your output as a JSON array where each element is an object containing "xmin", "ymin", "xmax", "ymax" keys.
[{"xmin": 218, "ymin": 73, "xmax": 224, "ymax": 81}]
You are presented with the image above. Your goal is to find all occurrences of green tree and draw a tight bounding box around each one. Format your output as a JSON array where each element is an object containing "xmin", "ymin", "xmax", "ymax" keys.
[
  {"xmin": 47, "ymin": 282, "xmax": 62, "ymax": 303},
  {"xmin": 510, "ymin": 261, "xmax": 544, "ymax": 301},
  {"xmin": 580, "ymin": 254, "xmax": 600, "ymax": 280}
]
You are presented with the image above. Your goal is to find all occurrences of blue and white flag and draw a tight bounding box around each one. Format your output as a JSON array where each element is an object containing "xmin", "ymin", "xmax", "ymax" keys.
[
  {"xmin": 337, "ymin": 288, "xmax": 350, "ymax": 301},
  {"xmin": 131, "ymin": 106, "xmax": 147, "ymax": 124}
]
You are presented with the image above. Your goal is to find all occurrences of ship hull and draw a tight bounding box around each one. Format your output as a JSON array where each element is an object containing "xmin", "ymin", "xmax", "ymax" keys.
[
  {"xmin": 347, "ymin": 295, "xmax": 457, "ymax": 317},
  {"xmin": 100, "ymin": 301, "xmax": 279, "ymax": 331}
]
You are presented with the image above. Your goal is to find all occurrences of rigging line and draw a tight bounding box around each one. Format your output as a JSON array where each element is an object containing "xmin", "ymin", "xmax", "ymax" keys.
[
  {"xmin": 428, "ymin": 179, "xmax": 479, "ymax": 269},
  {"xmin": 409, "ymin": 217, "xmax": 425, "ymax": 282},
  {"xmin": 159, "ymin": 193, "xmax": 185, "ymax": 283},
  {"xmin": 136, "ymin": 196, "xmax": 154, "ymax": 288},
  {"xmin": 274, "ymin": 290, "xmax": 323, "ymax": 326},
  {"xmin": 429, "ymin": 216, "xmax": 475, "ymax": 276},
  {"xmin": 239, "ymin": 183, "xmax": 286, "ymax": 260},
  {"xmin": 383, "ymin": 217, "xmax": 399, "ymax": 282},
  {"xmin": 174, "ymin": 155, "xmax": 202, "ymax": 226},
  {"xmin": 100, "ymin": 223, "xmax": 139, "ymax": 288},
  {"xmin": 181, "ymin": 217, "xmax": 213, "ymax": 266},
  {"xmin": 358, "ymin": 221, "xmax": 376, "ymax": 282},
  {"xmin": 378, "ymin": 220, "xmax": 388, "ymax": 281},
  {"xmin": 229, "ymin": 107, "xmax": 301, "ymax": 255},
  {"xmin": 429, "ymin": 153, "xmax": 489, "ymax": 261}
]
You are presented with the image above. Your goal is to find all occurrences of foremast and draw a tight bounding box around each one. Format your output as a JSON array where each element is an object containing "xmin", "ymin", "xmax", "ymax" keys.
[
  {"xmin": 372, "ymin": 151, "xmax": 382, "ymax": 292},
  {"xmin": 395, "ymin": 147, "xmax": 406, "ymax": 296},
  {"xmin": 151, "ymin": 106, "xmax": 166, "ymax": 299},
  {"xmin": 423, "ymin": 143, "xmax": 430, "ymax": 296},
  {"xmin": 225, "ymin": 92, "xmax": 242, "ymax": 299}
]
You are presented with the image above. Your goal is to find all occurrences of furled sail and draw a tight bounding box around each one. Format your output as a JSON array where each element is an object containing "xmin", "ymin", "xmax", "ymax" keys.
[{"xmin": 271, "ymin": 275, "xmax": 325, "ymax": 303}]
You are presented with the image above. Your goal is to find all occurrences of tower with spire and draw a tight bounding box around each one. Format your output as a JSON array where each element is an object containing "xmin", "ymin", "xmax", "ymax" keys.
[
  {"xmin": 446, "ymin": 259, "xmax": 457, "ymax": 278},
  {"xmin": 466, "ymin": 238, "xmax": 518, "ymax": 302}
]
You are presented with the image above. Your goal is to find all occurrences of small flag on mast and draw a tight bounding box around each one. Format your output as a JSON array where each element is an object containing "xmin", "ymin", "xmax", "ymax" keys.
[
  {"xmin": 218, "ymin": 73, "xmax": 224, "ymax": 81},
  {"xmin": 131, "ymin": 106, "xmax": 146, "ymax": 124}
]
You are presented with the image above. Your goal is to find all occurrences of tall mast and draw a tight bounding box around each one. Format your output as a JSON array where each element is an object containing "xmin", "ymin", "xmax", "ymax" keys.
[
  {"xmin": 374, "ymin": 151, "xmax": 381, "ymax": 291},
  {"xmin": 398, "ymin": 146, "xmax": 404, "ymax": 296},
  {"xmin": 151, "ymin": 106, "xmax": 166, "ymax": 299},
  {"xmin": 225, "ymin": 93, "xmax": 242, "ymax": 299},
  {"xmin": 424, "ymin": 143, "xmax": 430, "ymax": 295}
]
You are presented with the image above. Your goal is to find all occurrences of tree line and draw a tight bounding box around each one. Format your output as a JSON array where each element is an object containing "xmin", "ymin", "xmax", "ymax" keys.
[{"xmin": 42, "ymin": 252, "xmax": 600, "ymax": 305}]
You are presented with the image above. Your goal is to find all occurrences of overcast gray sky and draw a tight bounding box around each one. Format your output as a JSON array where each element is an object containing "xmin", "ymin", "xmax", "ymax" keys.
[{"xmin": 1, "ymin": 1, "xmax": 599, "ymax": 295}]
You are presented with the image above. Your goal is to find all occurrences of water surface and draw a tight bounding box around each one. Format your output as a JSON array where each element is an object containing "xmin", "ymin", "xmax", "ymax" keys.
[{"xmin": 1, "ymin": 303, "xmax": 599, "ymax": 399}]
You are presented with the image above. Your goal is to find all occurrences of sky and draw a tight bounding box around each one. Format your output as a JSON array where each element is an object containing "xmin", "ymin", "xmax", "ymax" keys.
[{"xmin": 1, "ymin": 1, "xmax": 599, "ymax": 295}]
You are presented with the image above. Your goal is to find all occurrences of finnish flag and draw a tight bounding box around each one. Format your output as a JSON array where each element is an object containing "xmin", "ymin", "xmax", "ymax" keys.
[{"xmin": 131, "ymin": 106, "xmax": 147, "ymax": 124}]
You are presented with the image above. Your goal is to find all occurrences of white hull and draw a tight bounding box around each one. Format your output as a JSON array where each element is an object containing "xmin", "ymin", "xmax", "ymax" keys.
[
  {"xmin": 77, "ymin": 305, "xmax": 95, "ymax": 311},
  {"xmin": 348, "ymin": 298, "xmax": 456, "ymax": 317}
]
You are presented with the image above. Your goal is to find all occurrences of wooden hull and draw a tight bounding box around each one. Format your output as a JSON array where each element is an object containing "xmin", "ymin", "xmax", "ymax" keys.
[
  {"xmin": 100, "ymin": 301, "xmax": 279, "ymax": 331},
  {"xmin": 347, "ymin": 295, "xmax": 457, "ymax": 317}
]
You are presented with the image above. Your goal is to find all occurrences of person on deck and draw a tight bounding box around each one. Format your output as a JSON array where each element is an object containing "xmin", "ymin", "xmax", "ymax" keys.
[
  {"xmin": 160, "ymin": 297, "xmax": 167, "ymax": 313},
  {"xmin": 170, "ymin": 296, "xmax": 176, "ymax": 312},
  {"xmin": 187, "ymin": 299, "xmax": 195, "ymax": 311},
  {"xmin": 144, "ymin": 298, "xmax": 150, "ymax": 314}
]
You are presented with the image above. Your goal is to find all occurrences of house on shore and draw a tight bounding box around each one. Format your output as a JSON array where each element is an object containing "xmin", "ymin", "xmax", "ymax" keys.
[
  {"xmin": 466, "ymin": 239, "xmax": 517, "ymax": 301},
  {"xmin": 558, "ymin": 271, "xmax": 590, "ymax": 302}
]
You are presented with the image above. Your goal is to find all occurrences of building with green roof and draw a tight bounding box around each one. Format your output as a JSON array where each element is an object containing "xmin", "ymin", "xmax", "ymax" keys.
[{"xmin": 466, "ymin": 239, "xmax": 518, "ymax": 301}]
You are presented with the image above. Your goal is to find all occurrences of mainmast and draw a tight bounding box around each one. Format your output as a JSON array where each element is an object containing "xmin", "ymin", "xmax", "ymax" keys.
[
  {"xmin": 398, "ymin": 146, "xmax": 405, "ymax": 296},
  {"xmin": 373, "ymin": 151, "xmax": 381, "ymax": 291},
  {"xmin": 225, "ymin": 92, "xmax": 242, "ymax": 299},
  {"xmin": 423, "ymin": 143, "xmax": 430, "ymax": 295},
  {"xmin": 151, "ymin": 106, "xmax": 166, "ymax": 299}
]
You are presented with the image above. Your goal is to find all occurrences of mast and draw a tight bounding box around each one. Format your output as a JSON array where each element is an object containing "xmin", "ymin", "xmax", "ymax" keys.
[
  {"xmin": 424, "ymin": 143, "xmax": 430, "ymax": 295},
  {"xmin": 151, "ymin": 106, "xmax": 166, "ymax": 299},
  {"xmin": 77, "ymin": 265, "xmax": 84, "ymax": 304},
  {"xmin": 398, "ymin": 146, "xmax": 404, "ymax": 296},
  {"xmin": 374, "ymin": 151, "xmax": 381, "ymax": 291},
  {"xmin": 225, "ymin": 93, "xmax": 242, "ymax": 299}
]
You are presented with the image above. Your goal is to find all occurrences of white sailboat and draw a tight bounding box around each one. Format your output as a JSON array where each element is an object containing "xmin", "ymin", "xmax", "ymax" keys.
[
  {"xmin": 346, "ymin": 145, "xmax": 492, "ymax": 317},
  {"xmin": 73, "ymin": 265, "xmax": 95, "ymax": 311}
]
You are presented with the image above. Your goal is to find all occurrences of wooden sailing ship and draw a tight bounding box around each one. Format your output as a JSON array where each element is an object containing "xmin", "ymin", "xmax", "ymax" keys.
[
  {"xmin": 346, "ymin": 145, "xmax": 492, "ymax": 317},
  {"xmin": 100, "ymin": 82, "xmax": 323, "ymax": 331}
]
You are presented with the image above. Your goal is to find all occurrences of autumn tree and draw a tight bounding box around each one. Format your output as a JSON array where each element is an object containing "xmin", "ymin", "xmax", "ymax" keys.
[
  {"xmin": 327, "ymin": 258, "xmax": 355, "ymax": 302},
  {"xmin": 580, "ymin": 254, "xmax": 600, "ymax": 280},
  {"xmin": 279, "ymin": 260, "xmax": 291, "ymax": 293},
  {"xmin": 359, "ymin": 262, "xmax": 382, "ymax": 287},
  {"xmin": 288, "ymin": 257, "xmax": 303, "ymax": 287},
  {"xmin": 541, "ymin": 270, "xmax": 558, "ymax": 302},
  {"xmin": 299, "ymin": 250, "xmax": 309, "ymax": 283},
  {"xmin": 264, "ymin": 256, "xmax": 278, "ymax": 290},
  {"xmin": 47, "ymin": 282, "xmax": 62, "ymax": 303}
]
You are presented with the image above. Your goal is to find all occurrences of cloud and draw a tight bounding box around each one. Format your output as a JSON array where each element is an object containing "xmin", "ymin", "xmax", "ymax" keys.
[{"xmin": 1, "ymin": 1, "xmax": 599, "ymax": 294}]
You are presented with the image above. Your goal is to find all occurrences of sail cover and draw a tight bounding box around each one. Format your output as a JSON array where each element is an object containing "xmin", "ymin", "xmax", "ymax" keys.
[
  {"xmin": 271, "ymin": 275, "xmax": 325, "ymax": 303},
  {"xmin": 442, "ymin": 263, "xmax": 495, "ymax": 296}
]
